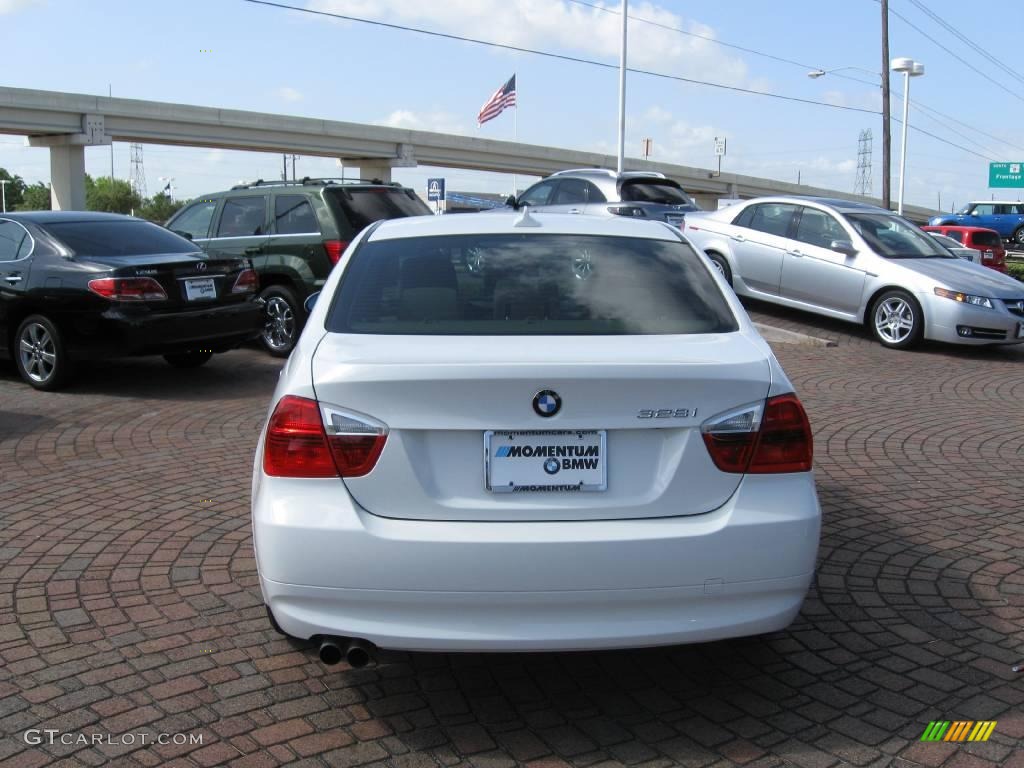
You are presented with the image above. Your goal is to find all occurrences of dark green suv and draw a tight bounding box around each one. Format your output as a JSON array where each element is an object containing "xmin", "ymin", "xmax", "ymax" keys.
[{"xmin": 166, "ymin": 178, "xmax": 432, "ymax": 356}]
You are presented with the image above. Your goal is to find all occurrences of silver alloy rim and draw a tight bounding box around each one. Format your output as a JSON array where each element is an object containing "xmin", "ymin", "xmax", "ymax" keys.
[
  {"xmin": 710, "ymin": 258, "xmax": 726, "ymax": 276},
  {"xmin": 874, "ymin": 297, "xmax": 915, "ymax": 344},
  {"xmin": 1017, "ymin": 229, "xmax": 1024, "ymax": 244},
  {"xmin": 19, "ymin": 322, "xmax": 57, "ymax": 383},
  {"xmin": 262, "ymin": 296, "xmax": 295, "ymax": 350}
]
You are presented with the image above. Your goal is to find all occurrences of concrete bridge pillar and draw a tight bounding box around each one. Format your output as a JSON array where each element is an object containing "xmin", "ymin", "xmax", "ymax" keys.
[{"xmin": 48, "ymin": 144, "xmax": 86, "ymax": 211}]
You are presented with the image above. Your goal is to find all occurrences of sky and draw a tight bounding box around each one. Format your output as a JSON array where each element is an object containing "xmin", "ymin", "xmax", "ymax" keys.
[{"xmin": 2, "ymin": 0, "xmax": 1023, "ymax": 211}]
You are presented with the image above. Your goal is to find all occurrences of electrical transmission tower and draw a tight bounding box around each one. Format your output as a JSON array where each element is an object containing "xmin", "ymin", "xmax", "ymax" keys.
[
  {"xmin": 129, "ymin": 143, "xmax": 147, "ymax": 199},
  {"xmin": 855, "ymin": 129, "xmax": 872, "ymax": 197}
]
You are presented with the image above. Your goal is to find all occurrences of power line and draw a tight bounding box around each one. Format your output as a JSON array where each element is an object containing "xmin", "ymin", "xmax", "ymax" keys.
[
  {"xmin": 903, "ymin": 0, "xmax": 1024, "ymax": 87},
  {"xmin": 881, "ymin": 0, "xmax": 1024, "ymax": 105},
  {"xmin": 241, "ymin": 0, "xmax": 995, "ymax": 161},
  {"xmin": 242, "ymin": 0, "xmax": 879, "ymax": 116}
]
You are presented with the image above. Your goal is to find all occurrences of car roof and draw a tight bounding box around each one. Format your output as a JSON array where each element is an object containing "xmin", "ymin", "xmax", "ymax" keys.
[
  {"xmin": 1, "ymin": 211, "xmax": 140, "ymax": 224},
  {"xmin": 367, "ymin": 212, "xmax": 684, "ymax": 242},
  {"xmin": 922, "ymin": 224, "xmax": 1001, "ymax": 234},
  {"xmin": 967, "ymin": 200, "xmax": 1022, "ymax": 204}
]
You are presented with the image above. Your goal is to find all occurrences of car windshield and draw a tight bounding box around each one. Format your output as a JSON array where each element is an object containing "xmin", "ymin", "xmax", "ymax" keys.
[
  {"xmin": 44, "ymin": 219, "xmax": 199, "ymax": 256},
  {"xmin": 326, "ymin": 233, "xmax": 737, "ymax": 335},
  {"xmin": 620, "ymin": 180, "xmax": 698, "ymax": 209},
  {"xmin": 845, "ymin": 214, "xmax": 955, "ymax": 259},
  {"xmin": 956, "ymin": 204, "xmax": 973, "ymax": 214}
]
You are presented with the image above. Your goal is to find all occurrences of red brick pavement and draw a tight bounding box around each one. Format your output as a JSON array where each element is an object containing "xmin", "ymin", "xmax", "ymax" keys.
[{"xmin": 0, "ymin": 316, "xmax": 1022, "ymax": 767}]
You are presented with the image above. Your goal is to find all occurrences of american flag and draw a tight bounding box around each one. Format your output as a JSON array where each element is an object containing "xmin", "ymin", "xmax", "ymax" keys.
[{"xmin": 477, "ymin": 74, "xmax": 516, "ymax": 125}]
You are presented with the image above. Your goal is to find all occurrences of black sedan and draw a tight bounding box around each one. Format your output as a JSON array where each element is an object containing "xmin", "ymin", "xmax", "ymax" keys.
[{"xmin": 0, "ymin": 212, "xmax": 264, "ymax": 391}]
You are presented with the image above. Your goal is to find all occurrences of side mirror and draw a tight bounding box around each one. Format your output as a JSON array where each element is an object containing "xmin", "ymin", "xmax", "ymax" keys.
[
  {"xmin": 505, "ymin": 195, "xmax": 518, "ymax": 209},
  {"xmin": 303, "ymin": 292, "xmax": 320, "ymax": 314},
  {"xmin": 174, "ymin": 230, "xmax": 193, "ymax": 241},
  {"xmin": 830, "ymin": 239, "xmax": 857, "ymax": 257}
]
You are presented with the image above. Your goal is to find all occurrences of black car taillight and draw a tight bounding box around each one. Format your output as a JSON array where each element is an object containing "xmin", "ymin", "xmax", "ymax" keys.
[
  {"xmin": 88, "ymin": 277, "xmax": 168, "ymax": 301},
  {"xmin": 232, "ymin": 269, "xmax": 259, "ymax": 293}
]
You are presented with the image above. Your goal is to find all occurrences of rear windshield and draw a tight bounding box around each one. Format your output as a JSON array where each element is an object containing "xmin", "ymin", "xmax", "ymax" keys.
[
  {"xmin": 326, "ymin": 234, "xmax": 737, "ymax": 336},
  {"xmin": 45, "ymin": 220, "xmax": 198, "ymax": 257},
  {"xmin": 620, "ymin": 180, "xmax": 697, "ymax": 209},
  {"xmin": 972, "ymin": 231, "xmax": 1001, "ymax": 247},
  {"xmin": 326, "ymin": 187, "xmax": 432, "ymax": 233}
]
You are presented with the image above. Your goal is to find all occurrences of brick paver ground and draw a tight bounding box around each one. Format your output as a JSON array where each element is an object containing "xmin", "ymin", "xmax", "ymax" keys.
[{"xmin": 1, "ymin": 307, "xmax": 1022, "ymax": 768}]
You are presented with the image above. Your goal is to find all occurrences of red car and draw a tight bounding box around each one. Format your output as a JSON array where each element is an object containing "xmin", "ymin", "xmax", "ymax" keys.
[{"xmin": 921, "ymin": 225, "xmax": 1007, "ymax": 274}]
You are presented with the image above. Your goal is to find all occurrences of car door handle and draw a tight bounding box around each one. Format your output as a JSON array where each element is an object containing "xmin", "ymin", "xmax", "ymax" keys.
[
  {"xmin": 244, "ymin": 246, "xmax": 263, "ymax": 255},
  {"xmin": 786, "ymin": 249, "xmax": 804, "ymax": 257},
  {"xmin": 731, "ymin": 234, "xmax": 746, "ymax": 242},
  {"xmin": 568, "ymin": 208, "xmax": 582, "ymax": 214},
  {"xmin": 3, "ymin": 274, "xmax": 21, "ymax": 284}
]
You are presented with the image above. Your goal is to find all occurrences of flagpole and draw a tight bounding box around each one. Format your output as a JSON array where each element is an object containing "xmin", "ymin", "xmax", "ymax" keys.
[
  {"xmin": 616, "ymin": 0, "xmax": 628, "ymax": 174},
  {"xmin": 512, "ymin": 74, "xmax": 518, "ymax": 198}
]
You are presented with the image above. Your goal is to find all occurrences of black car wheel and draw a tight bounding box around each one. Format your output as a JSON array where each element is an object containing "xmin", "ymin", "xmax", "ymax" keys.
[
  {"xmin": 260, "ymin": 286, "xmax": 302, "ymax": 358},
  {"xmin": 163, "ymin": 351, "xmax": 214, "ymax": 368},
  {"xmin": 1014, "ymin": 226, "xmax": 1024, "ymax": 246},
  {"xmin": 870, "ymin": 290, "xmax": 923, "ymax": 349},
  {"xmin": 706, "ymin": 252, "xmax": 732, "ymax": 285},
  {"xmin": 14, "ymin": 315, "xmax": 73, "ymax": 391}
]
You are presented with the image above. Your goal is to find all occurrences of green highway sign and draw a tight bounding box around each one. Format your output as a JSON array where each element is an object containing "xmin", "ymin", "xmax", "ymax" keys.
[{"xmin": 989, "ymin": 162, "xmax": 1024, "ymax": 188}]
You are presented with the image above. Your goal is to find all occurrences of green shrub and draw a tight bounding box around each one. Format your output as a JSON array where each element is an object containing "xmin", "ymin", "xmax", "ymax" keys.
[{"xmin": 1008, "ymin": 261, "xmax": 1024, "ymax": 282}]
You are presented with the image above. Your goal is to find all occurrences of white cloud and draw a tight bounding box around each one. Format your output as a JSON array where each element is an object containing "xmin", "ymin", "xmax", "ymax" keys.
[
  {"xmin": 276, "ymin": 87, "xmax": 304, "ymax": 103},
  {"xmin": 0, "ymin": 0, "xmax": 43, "ymax": 13},
  {"xmin": 308, "ymin": 0, "xmax": 751, "ymax": 85},
  {"xmin": 376, "ymin": 109, "xmax": 469, "ymax": 135}
]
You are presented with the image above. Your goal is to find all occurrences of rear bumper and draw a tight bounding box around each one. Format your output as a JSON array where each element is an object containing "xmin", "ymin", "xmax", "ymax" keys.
[
  {"xmin": 66, "ymin": 299, "xmax": 264, "ymax": 356},
  {"xmin": 252, "ymin": 471, "xmax": 821, "ymax": 651}
]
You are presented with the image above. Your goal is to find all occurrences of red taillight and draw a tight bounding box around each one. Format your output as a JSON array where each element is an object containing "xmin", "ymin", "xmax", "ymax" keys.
[
  {"xmin": 263, "ymin": 395, "xmax": 387, "ymax": 478},
  {"xmin": 232, "ymin": 268, "xmax": 259, "ymax": 294},
  {"xmin": 88, "ymin": 277, "xmax": 168, "ymax": 301},
  {"xmin": 701, "ymin": 394, "xmax": 813, "ymax": 474},
  {"xmin": 323, "ymin": 240, "xmax": 349, "ymax": 265}
]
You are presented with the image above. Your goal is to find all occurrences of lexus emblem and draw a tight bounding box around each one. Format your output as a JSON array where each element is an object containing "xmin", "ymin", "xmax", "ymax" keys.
[
  {"xmin": 532, "ymin": 390, "xmax": 561, "ymax": 417},
  {"xmin": 195, "ymin": 262, "xmax": 207, "ymax": 271}
]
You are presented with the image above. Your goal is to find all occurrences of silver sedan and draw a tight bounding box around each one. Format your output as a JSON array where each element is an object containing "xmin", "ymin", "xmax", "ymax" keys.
[{"xmin": 684, "ymin": 196, "xmax": 1024, "ymax": 348}]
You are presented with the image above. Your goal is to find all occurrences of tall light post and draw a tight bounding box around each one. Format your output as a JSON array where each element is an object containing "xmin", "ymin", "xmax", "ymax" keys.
[
  {"xmin": 0, "ymin": 179, "xmax": 8, "ymax": 213},
  {"xmin": 615, "ymin": 0, "xmax": 628, "ymax": 174},
  {"xmin": 891, "ymin": 57, "xmax": 925, "ymax": 216}
]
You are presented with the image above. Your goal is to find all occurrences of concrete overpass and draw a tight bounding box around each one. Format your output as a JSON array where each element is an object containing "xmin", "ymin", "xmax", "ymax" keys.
[{"xmin": 0, "ymin": 86, "xmax": 939, "ymax": 220}]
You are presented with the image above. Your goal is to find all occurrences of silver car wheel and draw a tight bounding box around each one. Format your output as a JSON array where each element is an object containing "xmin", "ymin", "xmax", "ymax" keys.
[
  {"xmin": 18, "ymin": 322, "xmax": 57, "ymax": 384},
  {"xmin": 262, "ymin": 296, "xmax": 295, "ymax": 351},
  {"xmin": 874, "ymin": 297, "xmax": 915, "ymax": 344},
  {"xmin": 710, "ymin": 259, "xmax": 726, "ymax": 276}
]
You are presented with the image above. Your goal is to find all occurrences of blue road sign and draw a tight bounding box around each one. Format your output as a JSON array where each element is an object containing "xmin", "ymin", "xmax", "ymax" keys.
[{"xmin": 427, "ymin": 178, "xmax": 446, "ymax": 201}]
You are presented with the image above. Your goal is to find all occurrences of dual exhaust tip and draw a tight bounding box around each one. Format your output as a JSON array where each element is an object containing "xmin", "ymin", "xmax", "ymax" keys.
[{"xmin": 319, "ymin": 637, "xmax": 375, "ymax": 668}]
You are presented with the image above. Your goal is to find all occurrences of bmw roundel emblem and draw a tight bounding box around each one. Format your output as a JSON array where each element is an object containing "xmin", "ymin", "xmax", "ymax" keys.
[
  {"xmin": 543, "ymin": 458, "xmax": 561, "ymax": 475},
  {"xmin": 532, "ymin": 390, "xmax": 561, "ymax": 417}
]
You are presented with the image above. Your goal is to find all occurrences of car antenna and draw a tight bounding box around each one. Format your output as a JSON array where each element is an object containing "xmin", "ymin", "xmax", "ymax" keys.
[{"xmin": 514, "ymin": 206, "xmax": 541, "ymax": 228}]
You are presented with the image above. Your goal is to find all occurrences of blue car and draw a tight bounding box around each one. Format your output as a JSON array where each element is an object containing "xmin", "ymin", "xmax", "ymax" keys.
[{"xmin": 929, "ymin": 201, "xmax": 1024, "ymax": 246}]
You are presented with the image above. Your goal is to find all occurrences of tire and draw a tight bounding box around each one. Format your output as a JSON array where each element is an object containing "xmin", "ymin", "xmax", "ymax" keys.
[
  {"xmin": 259, "ymin": 286, "xmax": 302, "ymax": 358},
  {"xmin": 707, "ymin": 252, "xmax": 732, "ymax": 285},
  {"xmin": 869, "ymin": 289, "xmax": 923, "ymax": 349},
  {"xmin": 14, "ymin": 315, "xmax": 73, "ymax": 391},
  {"xmin": 1013, "ymin": 226, "xmax": 1024, "ymax": 246},
  {"xmin": 163, "ymin": 351, "xmax": 214, "ymax": 368}
]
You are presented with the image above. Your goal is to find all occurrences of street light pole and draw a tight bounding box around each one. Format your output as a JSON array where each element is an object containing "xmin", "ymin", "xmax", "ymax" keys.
[
  {"xmin": 0, "ymin": 179, "xmax": 8, "ymax": 213},
  {"xmin": 616, "ymin": 0, "xmax": 628, "ymax": 175},
  {"xmin": 892, "ymin": 58, "xmax": 924, "ymax": 216},
  {"xmin": 881, "ymin": 0, "xmax": 891, "ymax": 210}
]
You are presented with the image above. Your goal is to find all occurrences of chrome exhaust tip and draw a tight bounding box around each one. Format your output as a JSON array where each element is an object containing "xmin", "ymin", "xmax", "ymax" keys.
[
  {"xmin": 345, "ymin": 638, "xmax": 375, "ymax": 668},
  {"xmin": 319, "ymin": 637, "xmax": 344, "ymax": 665}
]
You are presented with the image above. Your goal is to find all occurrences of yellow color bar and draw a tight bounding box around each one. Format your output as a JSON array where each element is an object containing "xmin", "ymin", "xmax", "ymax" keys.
[{"xmin": 968, "ymin": 722, "xmax": 997, "ymax": 742}]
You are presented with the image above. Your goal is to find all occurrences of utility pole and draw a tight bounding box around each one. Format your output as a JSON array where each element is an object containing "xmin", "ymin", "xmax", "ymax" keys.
[
  {"xmin": 282, "ymin": 154, "xmax": 288, "ymax": 181},
  {"xmin": 291, "ymin": 154, "xmax": 297, "ymax": 181},
  {"xmin": 109, "ymin": 85, "xmax": 115, "ymax": 179},
  {"xmin": 616, "ymin": 0, "xmax": 628, "ymax": 175},
  {"xmin": 881, "ymin": 0, "xmax": 892, "ymax": 210},
  {"xmin": 0, "ymin": 179, "xmax": 8, "ymax": 213}
]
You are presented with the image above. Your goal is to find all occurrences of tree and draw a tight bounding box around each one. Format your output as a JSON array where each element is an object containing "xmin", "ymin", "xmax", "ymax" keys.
[
  {"xmin": 18, "ymin": 182, "xmax": 51, "ymax": 211},
  {"xmin": 0, "ymin": 168, "xmax": 27, "ymax": 211},
  {"xmin": 138, "ymin": 193, "xmax": 185, "ymax": 223},
  {"xmin": 85, "ymin": 174, "xmax": 141, "ymax": 214}
]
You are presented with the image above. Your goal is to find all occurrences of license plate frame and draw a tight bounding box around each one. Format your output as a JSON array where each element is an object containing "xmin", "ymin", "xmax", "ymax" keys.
[
  {"xmin": 484, "ymin": 430, "xmax": 607, "ymax": 493},
  {"xmin": 184, "ymin": 278, "xmax": 217, "ymax": 301}
]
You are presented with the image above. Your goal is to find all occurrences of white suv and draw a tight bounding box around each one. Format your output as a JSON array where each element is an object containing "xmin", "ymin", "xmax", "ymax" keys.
[{"xmin": 251, "ymin": 211, "xmax": 821, "ymax": 667}]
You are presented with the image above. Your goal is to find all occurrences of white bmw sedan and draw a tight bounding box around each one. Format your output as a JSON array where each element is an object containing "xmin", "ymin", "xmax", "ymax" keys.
[{"xmin": 252, "ymin": 211, "xmax": 821, "ymax": 666}]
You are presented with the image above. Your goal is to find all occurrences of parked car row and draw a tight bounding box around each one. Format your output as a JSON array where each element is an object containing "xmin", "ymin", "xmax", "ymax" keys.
[{"xmin": 928, "ymin": 201, "xmax": 1024, "ymax": 246}]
